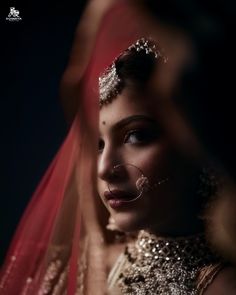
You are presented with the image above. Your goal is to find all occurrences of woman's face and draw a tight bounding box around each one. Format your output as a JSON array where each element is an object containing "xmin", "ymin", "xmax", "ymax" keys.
[{"xmin": 97, "ymin": 88, "xmax": 199, "ymax": 234}]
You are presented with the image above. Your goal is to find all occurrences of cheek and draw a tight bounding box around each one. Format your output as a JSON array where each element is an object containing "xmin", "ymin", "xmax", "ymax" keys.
[
  {"xmin": 125, "ymin": 143, "xmax": 170, "ymax": 182},
  {"xmin": 96, "ymin": 171, "xmax": 104, "ymax": 197},
  {"xmin": 97, "ymin": 177, "xmax": 105, "ymax": 197},
  {"xmin": 97, "ymin": 179, "xmax": 109, "ymax": 211}
]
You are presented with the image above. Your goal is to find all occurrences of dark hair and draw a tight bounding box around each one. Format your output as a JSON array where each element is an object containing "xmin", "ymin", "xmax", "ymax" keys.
[
  {"xmin": 99, "ymin": 39, "xmax": 165, "ymax": 107},
  {"xmin": 116, "ymin": 51, "xmax": 155, "ymax": 87},
  {"xmin": 115, "ymin": 45, "xmax": 163, "ymax": 92}
]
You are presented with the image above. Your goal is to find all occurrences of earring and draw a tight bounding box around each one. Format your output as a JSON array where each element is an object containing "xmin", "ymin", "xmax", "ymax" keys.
[
  {"xmin": 106, "ymin": 216, "xmax": 119, "ymax": 231},
  {"xmin": 106, "ymin": 215, "xmax": 129, "ymax": 243}
]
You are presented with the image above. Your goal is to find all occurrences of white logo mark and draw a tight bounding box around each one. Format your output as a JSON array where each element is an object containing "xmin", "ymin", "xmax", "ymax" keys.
[{"xmin": 6, "ymin": 7, "xmax": 22, "ymax": 22}]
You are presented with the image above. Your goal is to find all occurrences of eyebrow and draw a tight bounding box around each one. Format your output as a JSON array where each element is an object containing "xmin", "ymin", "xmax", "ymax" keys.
[{"xmin": 112, "ymin": 115, "xmax": 156, "ymax": 131}]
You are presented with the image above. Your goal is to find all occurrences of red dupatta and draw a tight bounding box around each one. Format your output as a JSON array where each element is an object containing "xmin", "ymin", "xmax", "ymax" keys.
[{"xmin": 0, "ymin": 1, "xmax": 150, "ymax": 294}]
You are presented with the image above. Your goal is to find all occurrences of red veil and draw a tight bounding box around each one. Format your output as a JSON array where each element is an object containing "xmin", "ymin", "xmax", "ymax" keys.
[{"xmin": 0, "ymin": 1, "xmax": 150, "ymax": 294}]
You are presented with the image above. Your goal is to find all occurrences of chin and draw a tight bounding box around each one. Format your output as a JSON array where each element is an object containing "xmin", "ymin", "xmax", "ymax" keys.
[{"xmin": 111, "ymin": 211, "xmax": 149, "ymax": 233}]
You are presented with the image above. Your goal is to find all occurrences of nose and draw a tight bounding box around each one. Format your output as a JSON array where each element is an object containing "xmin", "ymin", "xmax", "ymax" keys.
[{"xmin": 98, "ymin": 143, "xmax": 122, "ymax": 182}]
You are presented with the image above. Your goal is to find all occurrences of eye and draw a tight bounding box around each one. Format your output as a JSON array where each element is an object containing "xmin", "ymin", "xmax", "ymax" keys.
[
  {"xmin": 98, "ymin": 139, "xmax": 105, "ymax": 153},
  {"xmin": 124, "ymin": 129, "xmax": 156, "ymax": 144}
]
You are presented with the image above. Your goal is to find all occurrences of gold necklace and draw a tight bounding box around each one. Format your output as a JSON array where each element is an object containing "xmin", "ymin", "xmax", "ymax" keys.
[{"xmin": 117, "ymin": 230, "xmax": 219, "ymax": 295}]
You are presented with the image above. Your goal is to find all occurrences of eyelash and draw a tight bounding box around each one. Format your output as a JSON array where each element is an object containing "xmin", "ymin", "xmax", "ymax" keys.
[
  {"xmin": 98, "ymin": 129, "xmax": 156, "ymax": 153},
  {"xmin": 124, "ymin": 129, "xmax": 155, "ymax": 145}
]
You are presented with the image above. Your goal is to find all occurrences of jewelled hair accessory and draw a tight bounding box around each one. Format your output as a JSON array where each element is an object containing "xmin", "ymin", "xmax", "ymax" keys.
[
  {"xmin": 99, "ymin": 38, "xmax": 167, "ymax": 107},
  {"xmin": 128, "ymin": 37, "xmax": 165, "ymax": 59},
  {"xmin": 99, "ymin": 63, "xmax": 121, "ymax": 106}
]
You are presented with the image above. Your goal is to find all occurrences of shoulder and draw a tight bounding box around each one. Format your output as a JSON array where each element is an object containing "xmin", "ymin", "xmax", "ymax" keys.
[{"xmin": 203, "ymin": 265, "xmax": 236, "ymax": 295}]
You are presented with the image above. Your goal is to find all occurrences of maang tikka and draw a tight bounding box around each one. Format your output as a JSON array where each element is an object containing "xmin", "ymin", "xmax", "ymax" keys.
[{"xmin": 99, "ymin": 38, "xmax": 167, "ymax": 107}]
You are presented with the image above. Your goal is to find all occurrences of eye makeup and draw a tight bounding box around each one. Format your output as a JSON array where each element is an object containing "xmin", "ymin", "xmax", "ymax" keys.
[
  {"xmin": 123, "ymin": 127, "xmax": 159, "ymax": 145},
  {"xmin": 98, "ymin": 115, "xmax": 162, "ymax": 153}
]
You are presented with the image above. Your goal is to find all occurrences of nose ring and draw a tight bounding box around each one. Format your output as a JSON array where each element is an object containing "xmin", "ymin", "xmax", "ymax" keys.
[{"xmin": 107, "ymin": 163, "xmax": 169, "ymax": 203}]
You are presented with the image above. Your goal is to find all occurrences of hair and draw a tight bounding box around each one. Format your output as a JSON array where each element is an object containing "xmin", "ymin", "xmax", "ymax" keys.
[
  {"xmin": 99, "ymin": 39, "xmax": 166, "ymax": 107},
  {"xmin": 115, "ymin": 45, "xmax": 160, "ymax": 93}
]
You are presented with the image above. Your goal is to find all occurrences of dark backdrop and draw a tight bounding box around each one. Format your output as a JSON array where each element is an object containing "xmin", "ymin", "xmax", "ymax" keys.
[{"xmin": 0, "ymin": 1, "xmax": 86, "ymax": 264}]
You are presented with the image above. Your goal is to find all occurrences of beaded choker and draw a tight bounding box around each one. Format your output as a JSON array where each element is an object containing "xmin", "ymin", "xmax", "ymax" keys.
[{"xmin": 117, "ymin": 230, "xmax": 219, "ymax": 295}]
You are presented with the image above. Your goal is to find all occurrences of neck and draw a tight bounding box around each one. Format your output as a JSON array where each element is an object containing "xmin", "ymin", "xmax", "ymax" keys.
[{"xmin": 148, "ymin": 212, "xmax": 205, "ymax": 238}]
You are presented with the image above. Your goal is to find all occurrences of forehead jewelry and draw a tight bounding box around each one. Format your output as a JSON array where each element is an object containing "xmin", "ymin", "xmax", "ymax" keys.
[
  {"xmin": 128, "ymin": 37, "xmax": 165, "ymax": 59},
  {"xmin": 99, "ymin": 38, "xmax": 167, "ymax": 107},
  {"xmin": 99, "ymin": 63, "xmax": 121, "ymax": 106}
]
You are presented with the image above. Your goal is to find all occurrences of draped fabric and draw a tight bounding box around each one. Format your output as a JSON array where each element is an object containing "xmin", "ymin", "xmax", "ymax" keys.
[{"xmin": 0, "ymin": 1, "xmax": 151, "ymax": 294}]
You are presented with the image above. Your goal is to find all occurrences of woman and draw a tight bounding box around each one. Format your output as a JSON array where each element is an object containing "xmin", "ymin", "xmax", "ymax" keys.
[
  {"xmin": 97, "ymin": 37, "xmax": 231, "ymax": 294},
  {"xmin": 1, "ymin": 1, "xmax": 236, "ymax": 294}
]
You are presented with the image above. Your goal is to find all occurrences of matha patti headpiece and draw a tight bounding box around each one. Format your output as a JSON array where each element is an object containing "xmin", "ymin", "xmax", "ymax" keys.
[
  {"xmin": 99, "ymin": 63, "xmax": 122, "ymax": 106},
  {"xmin": 99, "ymin": 38, "xmax": 167, "ymax": 107}
]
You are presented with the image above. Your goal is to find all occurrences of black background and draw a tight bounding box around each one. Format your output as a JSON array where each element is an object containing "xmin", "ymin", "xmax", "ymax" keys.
[{"xmin": 0, "ymin": 1, "xmax": 86, "ymax": 264}]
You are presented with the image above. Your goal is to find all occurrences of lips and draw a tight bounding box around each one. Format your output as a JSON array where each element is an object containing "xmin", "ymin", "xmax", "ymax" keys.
[
  {"xmin": 104, "ymin": 189, "xmax": 136, "ymax": 209},
  {"xmin": 104, "ymin": 189, "xmax": 134, "ymax": 200}
]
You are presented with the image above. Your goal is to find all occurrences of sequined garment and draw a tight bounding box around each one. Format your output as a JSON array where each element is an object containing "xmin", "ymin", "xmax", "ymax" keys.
[{"xmin": 115, "ymin": 231, "xmax": 219, "ymax": 295}]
